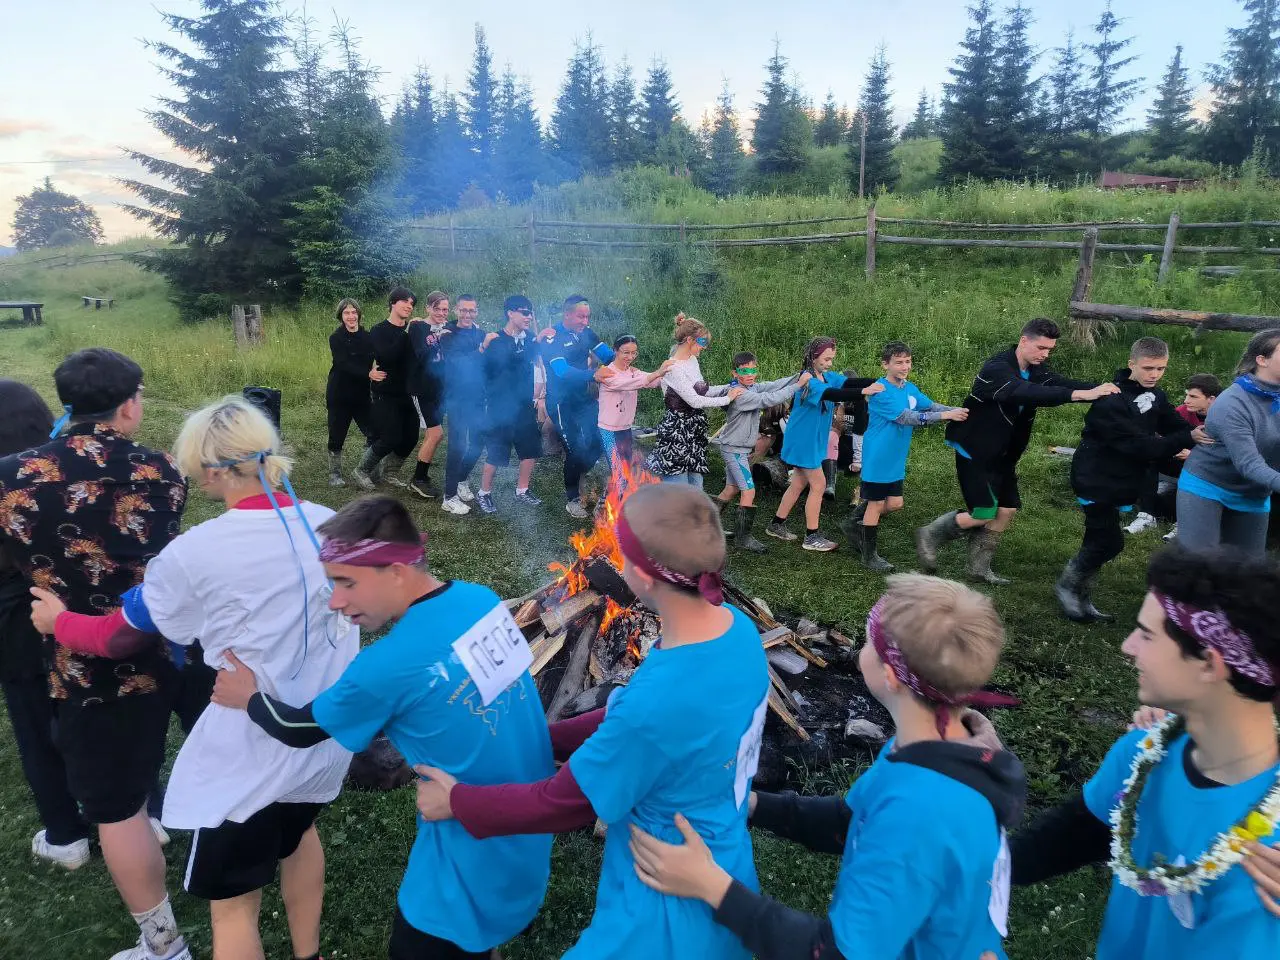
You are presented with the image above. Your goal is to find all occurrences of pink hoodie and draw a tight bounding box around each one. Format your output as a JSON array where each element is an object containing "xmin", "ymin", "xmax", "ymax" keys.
[{"xmin": 598, "ymin": 365, "xmax": 659, "ymax": 430}]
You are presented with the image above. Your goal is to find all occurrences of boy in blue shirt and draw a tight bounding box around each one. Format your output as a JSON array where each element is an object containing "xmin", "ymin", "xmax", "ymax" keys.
[
  {"xmin": 1011, "ymin": 546, "xmax": 1280, "ymax": 960},
  {"xmin": 627, "ymin": 573, "xmax": 1025, "ymax": 960},
  {"xmin": 211, "ymin": 495, "xmax": 554, "ymax": 959},
  {"xmin": 843, "ymin": 341, "xmax": 968, "ymax": 572},
  {"xmin": 413, "ymin": 484, "xmax": 771, "ymax": 960}
]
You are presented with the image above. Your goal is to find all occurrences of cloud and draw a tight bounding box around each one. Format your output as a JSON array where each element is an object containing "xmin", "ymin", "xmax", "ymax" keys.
[{"xmin": 0, "ymin": 118, "xmax": 52, "ymax": 139}]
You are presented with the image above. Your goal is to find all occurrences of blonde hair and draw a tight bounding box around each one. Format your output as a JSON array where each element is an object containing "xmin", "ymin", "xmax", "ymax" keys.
[
  {"xmin": 672, "ymin": 312, "xmax": 710, "ymax": 346},
  {"xmin": 878, "ymin": 573, "xmax": 1004, "ymax": 697},
  {"xmin": 173, "ymin": 395, "xmax": 293, "ymax": 488},
  {"xmin": 622, "ymin": 484, "xmax": 725, "ymax": 579},
  {"xmin": 425, "ymin": 290, "xmax": 448, "ymax": 309}
]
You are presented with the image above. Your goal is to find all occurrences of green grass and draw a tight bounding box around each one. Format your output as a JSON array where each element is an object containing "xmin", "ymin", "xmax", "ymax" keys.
[{"xmin": 0, "ymin": 178, "xmax": 1275, "ymax": 957}]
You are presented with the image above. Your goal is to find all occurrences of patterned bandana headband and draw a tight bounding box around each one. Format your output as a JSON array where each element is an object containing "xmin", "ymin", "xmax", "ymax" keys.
[
  {"xmin": 866, "ymin": 597, "xmax": 1019, "ymax": 739},
  {"xmin": 804, "ymin": 337, "xmax": 838, "ymax": 368},
  {"xmin": 614, "ymin": 508, "xmax": 724, "ymax": 606},
  {"xmin": 319, "ymin": 534, "xmax": 427, "ymax": 568},
  {"xmin": 1155, "ymin": 592, "xmax": 1275, "ymax": 687}
]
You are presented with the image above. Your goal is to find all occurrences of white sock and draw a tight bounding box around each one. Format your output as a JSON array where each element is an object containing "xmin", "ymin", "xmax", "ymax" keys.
[
  {"xmin": 516, "ymin": 487, "xmax": 528, "ymax": 495},
  {"xmin": 132, "ymin": 896, "xmax": 181, "ymax": 956}
]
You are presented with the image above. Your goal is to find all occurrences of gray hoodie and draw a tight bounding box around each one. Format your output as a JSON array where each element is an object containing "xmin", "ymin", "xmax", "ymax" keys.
[
  {"xmin": 1182, "ymin": 379, "xmax": 1280, "ymax": 501},
  {"xmin": 713, "ymin": 375, "xmax": 804, "ymax": 454}
]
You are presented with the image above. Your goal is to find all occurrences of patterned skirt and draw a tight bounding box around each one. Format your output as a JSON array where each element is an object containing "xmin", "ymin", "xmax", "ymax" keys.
[{"xmin": 648, "ymin": 410, "xmax": 709, "ymax": 476}]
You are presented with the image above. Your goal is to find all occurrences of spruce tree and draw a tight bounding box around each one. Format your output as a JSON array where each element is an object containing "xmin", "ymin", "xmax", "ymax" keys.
[
  {"xmin": 1035, "ymin": 29, "xmax": 1092, "ymax": 178},
  {"xmin": 1084, "ymin": 1, "xmax": 1141, "ymax": 140},
  {"xmin": 551, "ymin": 36, "xmax": 612, "ymax": 176},
  {"xmin": 1147, "ymin": 45, "xmax": 1197, "ymax": 159},
  {"xmin": 703, "ymin": 82, "xmax": 745, "ymax": 195},
  {"xmin": 752, "ymin": 43, "xmax": 810, "ymax": 174},
  {"xmin": 848, "ymin": 45, "xmax": 899, "ymax": 193},
  {"xmin": 901, "ymin": 89, "xmax": 935, "ymax": 139},
  {"xmin": 1205, "ymin": 0, "xmax": 1280, "ymax": 167},
  {"xmin": 463, "ymin": 24, "xmax": 497, "ymax": 193},
  {"xmin": 989, "ymin": 2, "xmax": 1039, "ymax": 178},
  {"xmin": 640, "ymin": 60, "xmax": 679, "ymax": 161},
  {"xmin": 493, "ymin": 66, "xmax": 545, "ymax": 200},
  {"xmin": 609, "ymin": 60, "xmax": 643, "ymax": 166},
  {"xmin": 435, "ymin": 86, "xmax": 472, "ymax": 204},
  {"xmin": 121, "ymin": 0, "xmax": 307, "ymax": 318},
  {"xmin": 654, "ymin": 118, "xmax": 705, "ymax": 179},
  {"xmin": 813, "ymin": 91, "xmax": 845, "ymax": 147},
  {"xmin": 391, "ymin": 68, "xmax": 439, "ymax": 214},
  {"xmin": 938, "ymin": 0, "xmax": 1001, "ymax": 182},
  {"xmin": 12, "ymin": 177, "xmax": 104, "ymax": 250}
]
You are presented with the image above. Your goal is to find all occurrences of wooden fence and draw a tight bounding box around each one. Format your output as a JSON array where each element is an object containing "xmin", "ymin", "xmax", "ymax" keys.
[{"xmin": 0, "ymin": 248, "xmax": 164, "ymax": 271}]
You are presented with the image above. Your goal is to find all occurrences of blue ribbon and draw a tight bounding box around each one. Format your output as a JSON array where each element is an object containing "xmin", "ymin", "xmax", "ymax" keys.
[{"xmin": 49, "ymin": 405, "xmax": 72, "ymax": 439}]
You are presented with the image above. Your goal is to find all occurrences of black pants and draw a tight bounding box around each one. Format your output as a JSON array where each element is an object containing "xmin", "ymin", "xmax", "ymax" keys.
[
  {"xmin": 1075, "ymin": 503, "xmax": 1126, "ymax": 576},
  {"xmin": 327, "ymin": 378, "xmax": 374, "ymax": 453},
  {"xmin": 2, "ymin": 675, "xmax": 89, "ymax": 846},
  {"xmin": 444, "ymin": 404, "xmax": 485, "ymax": 498},
  {"xmin": 389, "ymin": 907, "xmax": 492, "ymax": 959},
  {"xmin": 555, "ymin": 402, "xmax": 602, "ymax": 499},
  {"xmin": 370, "ymin": 394, "xmax": 420, "ymax": 460}
]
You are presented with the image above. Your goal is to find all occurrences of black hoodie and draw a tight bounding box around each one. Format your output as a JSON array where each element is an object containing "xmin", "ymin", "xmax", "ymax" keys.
[
  {"xmin": 1070, "ymin": 369, "xmax": 1194, "ymax": 506},
  {"xmin": 712, "ymin": 713, "xmax": 1027, "ymax": 960}
]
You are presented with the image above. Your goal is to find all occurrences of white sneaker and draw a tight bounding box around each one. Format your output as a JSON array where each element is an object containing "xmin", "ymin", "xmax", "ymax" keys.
[
  {"xmin": 1123, "ymin": 512, "xmax": 1158, "ymax": 535},
  {"xmin": 1163, "ymin": 524, "xmax": 1178, "ymax": 543},
  {"xmin": 456, "ymin": 481, "xmax": 476, "ymax": 503},
  {"xmin": 442, "ymin": 495, "xmax": 471, "ymax": 515},
  {"xmin": 109, "ymin": 937, "xmax": 192, "ymax": 960},
  {"xmin": 31, "ymin": 829, "xmax": 89, "ymax": 870},
  {"xmin": 149, "ymin": 816, "xmax": 170, "ymax": 847}
]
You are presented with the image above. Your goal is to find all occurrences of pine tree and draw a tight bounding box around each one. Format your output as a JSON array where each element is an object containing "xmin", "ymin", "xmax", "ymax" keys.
[
  {"xmin": 435, "ymin": 86, "xmax": 472, "ymax": 204},
  {"xmin": 463, "ymin": 24, "xmax": 497, "ymax": 193},
  {"xmin": 121, "ymin": 0, "xmax": 307, "ymax": 318},
  {"xmin": 1084, "ymin": 1, "xmax": 1141, "ymax": 139},
  {"xmin": 1205, "ymin": 0, "xmax": 1280, "ymax": 167},
  {"xmin": 703, "ymin": 82, "xmax": 745, "ymax": 195},
  {"xmin": 640, "ymin": 60, "xmax": 679, "ymax": 162},
  {"xmin": 551, "ymin": 36, "xmax": 612, "ymax": 176},
  {"xmin": 654, "ymin": 118, "xmax": 704, "ymax": 178},
  {"xmin": 813, "ymin": 91, "xmax": 845, "ymax": 147},
  {"xmin": 1147, "ymin": 45, "xmax": 1197, "ymax": 159},
  {"xmin": 939, "ymin": 0, "xmax": 1001, "ymax": 182},
  {"xmin": 989, "ymin": 2, "xmax": 1039, "ymax": 178},
  {"xmin": 848, "ymin": 45, "xmax": 899, "ymax": 193},
  {"xmin": 752, "ymin": 43, "xmax": 810, "ymax": 174},
  {"xmin": 609, "ymin": 60, "xmax": 643, "ymax": 166},
  {"xmin": 12, "ymin": 177, "xmax": 104, "ymax": 250},
  {"xmin": 901, "ymin": 89, "xmax": 935, "ymax": 139},
  {"xmin": 493, "ymin": 66, "xmax": 545, "ymax": 201},
  {"xmin": 1043, "ymin": 30, "xmax": 1089, "ymax": 138},
  {"xmin": 391, "ymin": 68, "xmax": 439, "ymax": 214}
]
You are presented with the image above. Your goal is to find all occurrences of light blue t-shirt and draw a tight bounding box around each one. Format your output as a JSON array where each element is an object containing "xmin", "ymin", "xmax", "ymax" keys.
[
  {"xmin": 862, "ymin": 378, "xmax": 935, "ymax": 484},
  {"xmin": 781, "ymin": 371, "xmax": 848, "ymax": 470},
  {"xmin": 828, "ymin": 742, "xmax": 1009, "ymax": 959},
  {"xmin": 312, "ymin": 582, "xmax": 555, "ymax": 952},
  {"xmin": 1178, "ymin": 470, "xmax": 1272, "ymax": 514},
  {"xmin": 567, "ymin": 605, "xmax": 770, "ymax": 960},
  {"xmin": 1083, "ymin": 728, "xmax": 1280, "ymax": 960}
]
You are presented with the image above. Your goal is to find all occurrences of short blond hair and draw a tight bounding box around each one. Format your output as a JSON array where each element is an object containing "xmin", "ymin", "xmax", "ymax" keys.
[
  {"xmin": 622, "ymin": 484, "xmax": 725, "ymax": 579},
  {"xmin": 173, "ymin": 395, "xmax": 293, "ymax": 488},
  {"xmin": 878, "ymin": 573, "xmax": 1004, "ymax": 696}
]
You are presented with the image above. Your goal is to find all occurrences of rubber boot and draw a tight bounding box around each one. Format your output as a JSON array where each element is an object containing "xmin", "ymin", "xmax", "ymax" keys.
[
  {"xmin": 1079, "ymin": 568, "xmax": 1116, "ymax": 623},
  {"xmin": 915, "ymin": 510, "xmax": 963, "ymax": 572},
  {"xmin": 822, "ymin": 460, "xmax": 836, "ymax": 501},
  {"xmin": 840, "ymin": 501, "xmax": 868, "ymax": 552},
  {"xmin": 860, "ymin": 524, "xmax": 894, "ymax": 573},
  {"xmin": 378, "ymin": 454, "xmax": 407, "ymax": 488},
  {"xmin": 717, "ymin": 498, "xmax": 735, "ymax": 536},
  {"xmin": 734, "ymin": 505, "xmax": 767, "ymax": 554},
  {"xmin": 1056, "ymin": 557, "xmax": 1095, "ymax": 622},
  {"xmin": 328, "ymin": 451, "xmax": 346, "ymax": 487},
  {"xmin": 966, "ymin": 526, "xmax": 1011, "ymax": 585},
  {"xmin": 352, "ymin": 446, "xmax": 381, "ymax": 490}
]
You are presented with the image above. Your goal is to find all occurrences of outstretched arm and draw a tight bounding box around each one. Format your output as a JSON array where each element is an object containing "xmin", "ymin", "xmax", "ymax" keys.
[
  {"xmin": 750, "ymin": 790, "xmax": 852, "ymax": 855},
  {"xmin": 416, "ymin": 761, "xmax": 597, "ymax": 838},
  {"xmin": 1009, "ymin": 791, "xmax": 1110, "ymax": 885},
  {"xmin": 33, "ymin": 587, "xmax": 156, "ymax": 659}
]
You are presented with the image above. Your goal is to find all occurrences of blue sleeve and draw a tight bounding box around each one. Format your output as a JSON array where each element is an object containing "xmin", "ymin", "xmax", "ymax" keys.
[
  {"xmin": 913, "ymin": 385, "xmax": 934, "ymax": 411},
  {"xmin": 568, "ymin": 702, "xmax": 668, "ymax": 824},
  {"xmin": 1083, "ymin": 729, "xmax": 1146, "ymax": 822},
  {"xmin": 866, "ymin": 386, "xmax": 896, "ymax": 422},
  {"xmin": 120, "ymin": 585, "xmax": 158, "ymax": 633},
  {"xmin": 311, "ymin": 646, "xmax": 398, "ymax": 754},
  {"xmin": 549, "ymin": 357, "xmax": 595, "ymax": 385}
]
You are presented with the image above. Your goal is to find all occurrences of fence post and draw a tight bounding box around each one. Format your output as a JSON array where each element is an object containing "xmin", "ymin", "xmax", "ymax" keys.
[
  {"xmin": 528, "ymin": 214, "xmax": 537, "ymax": 264},
  {"xmin": 679, "ymin": 220, "xmax": 686, "ymax": 243},
  {"xmin": 865, "ymin": 204, "xmax": 877, "ymax": 280},
  {"xmin": 1071, "ymin": 228, "xmax": 1099, "ymax": 305},
  {"xmin": 246, "ymin": 304, "xmax": 264, "ymax": 344},
  {"xmin": 232, "ymin": 305, "xmax": 248, "ymax": 347},
  {"xmin": 448, "ymin": 216, "xmax": 456, "ymax": 255},
  {"xmin": 1158, "ymin": 211, "xmax": 1180, "ymax": 285}
]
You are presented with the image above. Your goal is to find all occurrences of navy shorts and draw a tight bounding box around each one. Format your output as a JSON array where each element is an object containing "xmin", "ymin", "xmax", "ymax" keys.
[
  {"xmin": 860, "ymin": 479, "xmax": 904, "ymax": 502},
  {"xmin": 486, "ymin": 405, "xmax": 542, "ymax": 465}
]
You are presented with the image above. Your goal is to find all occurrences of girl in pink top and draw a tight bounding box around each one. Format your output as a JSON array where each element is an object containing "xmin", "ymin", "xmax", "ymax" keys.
[{"xmin": 594, "ymin": 335, "xmax": 672, "ymax": 484}]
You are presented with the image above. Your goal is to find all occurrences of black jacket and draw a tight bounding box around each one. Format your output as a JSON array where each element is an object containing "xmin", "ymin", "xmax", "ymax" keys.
[
  {"xmin": 327, "ymin": 325, "xmax": 374, "ymax": 392},
  {"xmin": 946, "ymin": 347, "xmax": 1096, "ymax": 465},
  {"xmin": 368, "ymin": 319, "xmax": 412, "ymax": 398},
  {"xmin": 1070, "ymin": 370, "xmax": 1195, "ymax": 506}
]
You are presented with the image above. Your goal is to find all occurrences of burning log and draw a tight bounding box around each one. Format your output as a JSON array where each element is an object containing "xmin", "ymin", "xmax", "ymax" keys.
[
  {"xmin": 583, "ymin": 556, "xmax": 636, "ymax": 607},
  {"xmin": 548, "ymin": 614, "xmax": 602, "ymax": 722},
  {"xmin": 514, "ymin": 599, "xmax": 544, "ymax": 630},
  {"xmin": 541, "ymin": 589, "xmax": 603, "ymax": 634}
]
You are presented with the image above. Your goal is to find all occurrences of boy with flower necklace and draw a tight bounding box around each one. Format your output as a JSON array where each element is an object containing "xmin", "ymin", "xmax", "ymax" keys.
[{"xmin": 1011, "ymin": 546, "xmax": 1280, "ymax": 958}]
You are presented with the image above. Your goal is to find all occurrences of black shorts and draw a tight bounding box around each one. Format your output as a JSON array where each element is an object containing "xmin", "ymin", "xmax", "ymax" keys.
[
  {"xmin": 955, "ymin": 453, "xmax": 1021, "ymax": 520},
  {"xmin": 860, "ymin": 479, "xmax": 904, "ymax": 501},
  {"xmin": 184, "ymin": 801, "xmax": 324, "ymax": 901},
  {"xmin": 413, "ymin": 389, "xmax": 444, "ymax": 430},
  {"xmin": 486, "ymin": 407, "xmax": 541, "ymax": 465},
  {"xmin": 389, "ymin": 907, "xmax": 493, "ymax": 959},
  {"xmin": 54, "ymin": 690, "xmax": 173, "ymax": 825}
]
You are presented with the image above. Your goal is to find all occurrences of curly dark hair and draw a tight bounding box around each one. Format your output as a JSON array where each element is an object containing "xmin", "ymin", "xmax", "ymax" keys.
[{"xmin": 1146, "ymin": 545, "xmax": 1280, "ymax": 702}]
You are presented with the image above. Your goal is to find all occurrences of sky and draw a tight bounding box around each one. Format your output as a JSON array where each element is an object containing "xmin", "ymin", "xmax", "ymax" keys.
[{"xmin": 1, "ymin": 0, "xmax": 1237, "ymax": 245}]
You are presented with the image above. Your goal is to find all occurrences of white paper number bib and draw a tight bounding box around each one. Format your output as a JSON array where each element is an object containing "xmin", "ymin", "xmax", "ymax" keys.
[
  {"xmin": 988, "ymin": 829, "xmax": 1012, "ymax": 937},
  {"xmin": 451, "ymin": 604, "xmax": 534, "ymax": 706},
  {"xmin": 734, "ymin": 695, "xmax": 769, "ymax": 809}
]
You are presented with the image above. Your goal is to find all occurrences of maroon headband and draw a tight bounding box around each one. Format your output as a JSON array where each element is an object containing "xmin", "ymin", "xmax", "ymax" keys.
[
  {"xmin": 866, "ymin": 597, "xmax": 1018, "ymax": 739},
  {"xmin": 318, "ymin": 534, "xmax": 427, "ymax": 567},
  {"xmin": 805, "ymin": 337, "xmax": 838, "ymax": 367},
  {"xmin": 615, "ymin": 508, "xmax": 724, "ymax": 605},
  {"xmin": 1155, "ymin": 592, "xmax": 1275, "ymax": 687}
]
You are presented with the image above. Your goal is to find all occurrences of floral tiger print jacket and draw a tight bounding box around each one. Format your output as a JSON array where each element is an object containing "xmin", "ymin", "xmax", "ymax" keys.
[{"xmin": 0, "ymin": 422, "xmax": 187, "ymax": 703}]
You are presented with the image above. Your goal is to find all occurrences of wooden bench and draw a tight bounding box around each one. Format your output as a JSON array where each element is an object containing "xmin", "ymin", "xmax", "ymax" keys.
[
  {"xmin": 82, "ymin": 296, "xmax": 114, "ymax": 309},
  {"xmin": 0, "ymin": 301, "xmax": 43, "ymax": 326}
]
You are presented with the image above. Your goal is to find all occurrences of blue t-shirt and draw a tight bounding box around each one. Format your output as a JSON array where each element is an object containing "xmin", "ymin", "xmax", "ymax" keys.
[
  {"xmin": 828, "ymin": 742, "xmax": 1009, "ymax": 958},
  {"xmin": 1178, "ymin": 470, "xmax": 1272, "ymax": 514},
  {"xmin": 312, "ymin": 582, "xmax": 555, "ymax": 952},
  {"xmin": 566, "ymin": 605, "xmax": 770, "ymax": 960},
  {"xmin": 862, "ymin": 378, "xmax": 935, "ymax": 484},
  {"xmin": 1083, "ymin": 729, "xmax": 1280, "ymax": 960},
  {"xmin": 781, "ymin": 371, "xmax": 848, "ymax": 470}
]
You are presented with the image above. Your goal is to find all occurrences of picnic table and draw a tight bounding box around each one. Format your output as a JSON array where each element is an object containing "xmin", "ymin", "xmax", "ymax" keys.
[
  {"xmin": 0, "ymin": 301, "xmax": 43, "ymax": 325},
  {"xmin": 82, "ymin": 296, "xmax": 114, "ymax": 309}
]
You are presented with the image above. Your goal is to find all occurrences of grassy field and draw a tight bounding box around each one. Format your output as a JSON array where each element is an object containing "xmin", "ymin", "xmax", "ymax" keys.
[{"xmin": 0, "ymin": 176, "xmax": 1275, "ymax": 958}]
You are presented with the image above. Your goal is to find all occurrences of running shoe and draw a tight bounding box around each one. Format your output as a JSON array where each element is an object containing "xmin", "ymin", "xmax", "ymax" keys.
[
  {"xmin": 1123, "ymin": 512, "xmax": 1158, "ymax": 535},
  {"xmin": 565, "ymin": 498, "xmax": 590, "ymax": 519},
  {"xmin": 766, "ymin": 521, "xmax": 797, "ymax": 542},
  {"xmin": 456, "ymin": 481, "xmax": 476, "ymax": 503},
  {"xmin": 109, "ymin": 937, "xmax": 192, "ymax": 960},
  {"xmin": 409, "ymin": 478, "xmax": 440, "ymax": 500},
  {"xmin": 476, "ymin": 491, "xmax": 497, "ymax": 515},
  {"xmin": 31, "ymin": 830, "xmax": 89, "ymax": 870},
  {"xmin": 1162, "ymin": 524, "xmax": 1178, "ymax": 542},
  {"xmin": 802, "ymin": 533, "xmax": 839, "ymax": 552},
  {"xmin": 515, "ymin": 490, "xmax": 543, "ymax": 506},
  {"xmin": 442, "ymin": 496, "xmax": 471, "ymax": 515}
]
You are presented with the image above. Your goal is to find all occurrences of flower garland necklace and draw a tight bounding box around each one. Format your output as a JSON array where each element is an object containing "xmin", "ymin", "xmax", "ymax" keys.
[{"xmin": 1109, "ymin": 712, "xmax": 1280, "ymax": 897}]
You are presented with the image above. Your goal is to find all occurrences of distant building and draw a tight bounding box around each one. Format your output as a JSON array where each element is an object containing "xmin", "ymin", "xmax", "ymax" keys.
[{"xmin": 1098, "ymin": 170, "xmax": 1202, "ymax": 192}]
